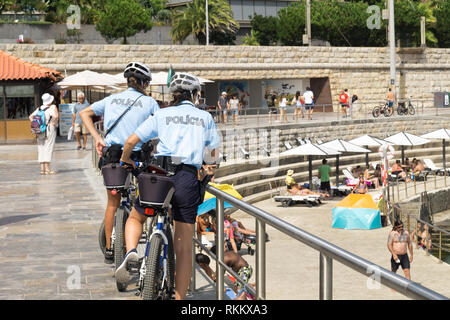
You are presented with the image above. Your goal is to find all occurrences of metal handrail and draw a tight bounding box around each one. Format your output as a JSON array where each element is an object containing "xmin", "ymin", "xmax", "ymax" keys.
[{"xmin": 203, "ymin": 184, "xmax": 448, "ymax": 300}]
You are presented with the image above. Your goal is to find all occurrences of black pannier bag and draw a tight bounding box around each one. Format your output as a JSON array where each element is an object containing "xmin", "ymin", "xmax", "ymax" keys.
[
  {"xmin": 101, "ymin": 163, "xmax": 129, "ymax": 189},
  {"xmin": 138, "ymin": 172, "xmax": 175, "ymax": 208}
]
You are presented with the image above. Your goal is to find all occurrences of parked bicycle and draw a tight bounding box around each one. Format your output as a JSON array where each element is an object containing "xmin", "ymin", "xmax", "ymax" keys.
[
  {"xmin": 372, "ymin": 101, "xmax": 393, "ymax": 118},
  {"xmin": 397, "ymin": 97, "xmax": 416, "ymax": 116}
]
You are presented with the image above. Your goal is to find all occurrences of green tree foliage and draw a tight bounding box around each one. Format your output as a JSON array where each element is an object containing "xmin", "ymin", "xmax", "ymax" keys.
[
  {"xmin": 434, "ymin": 0, "xmax": 449, "ymax": 47},
  {"xmin": 139, "ymin": 0, "xmax": 167, "ymax": 19},
  {"xmin": 170, "ymin": 0, "xmax": 238, "ymax": 45},
  {"xmin": 394, "ymin": 0, "xmax": 435, "ymax": 47},
  {"xmin": 94, "ymin": 0, "xmax": 152, "ymax": 44},
  {"xmin": 250, "ymin": 14, "xmax": 278, "ymax": 46},
  {"xmin": 276, "ymin": 0, "xmax": 385, "ymax": 47},
  {"xmin": 241, "ymin": 29, "xmax": 259, "ymax": 46}
]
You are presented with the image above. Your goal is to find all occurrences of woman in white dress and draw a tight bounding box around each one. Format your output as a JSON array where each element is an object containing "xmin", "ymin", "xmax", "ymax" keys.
[{"xmin": 29, "ymin": 93, "xmax": 59, "ymax": 175}]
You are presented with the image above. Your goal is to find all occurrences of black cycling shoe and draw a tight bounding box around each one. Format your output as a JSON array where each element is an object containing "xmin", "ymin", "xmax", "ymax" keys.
[{"xmin": 104, "ymin": 248, "xmax": 114, "ymax": 264}]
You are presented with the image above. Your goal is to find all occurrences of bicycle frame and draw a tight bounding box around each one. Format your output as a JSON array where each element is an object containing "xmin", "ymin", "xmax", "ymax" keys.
[{"xmin": 138, "ymin": 209, "xmax": 170, "ymax": 291}]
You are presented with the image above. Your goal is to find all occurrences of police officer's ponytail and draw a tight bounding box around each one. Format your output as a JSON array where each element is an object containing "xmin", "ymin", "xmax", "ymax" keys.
[
  {"xmin": 127, "ymin": 76, "xmax": 148, "ymax": 95},
  {"xmin": 169, "ymin": 89, "xmax": 197, "ymax": 107}
]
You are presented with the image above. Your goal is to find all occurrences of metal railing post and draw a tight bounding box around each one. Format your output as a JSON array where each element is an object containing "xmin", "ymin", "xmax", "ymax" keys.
[
  {"xmin": 319, "ymin": 252, "xmax": 333, "ymax": 300},
  {"xmin": 189, "ymin": 236, "xmax": 196, "ymax": 292},
  {"xmin": 404, "ymin": 180, "xmax": 408, "ymax": 198},
  {"xmin": 256, "ymin": 220, "xmax": 266, "ymax": 300},
  {"xmin": 215, "ymin": 198, "xmax": 225, "ymax": 300}
]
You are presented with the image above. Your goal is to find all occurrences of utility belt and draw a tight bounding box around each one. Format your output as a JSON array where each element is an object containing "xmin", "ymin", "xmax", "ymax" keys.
[
  {"xmin": 98, "ymin": 143, "xmax": 156, "ymax": 169},
  {"xmin": 153, "ymin": 155, "xmax": 198, "ymax": 177}
]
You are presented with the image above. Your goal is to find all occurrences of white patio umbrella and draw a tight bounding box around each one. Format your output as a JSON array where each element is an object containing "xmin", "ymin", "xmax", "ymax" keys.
[
  {"xmin": 319, "ymin": 139, "xmax": 371, "ymax": 184},
  {"xmin": 349, "ymin": 134, "xmax": 391, "ymax": 167},
  {"xmin": 421, "ymin": 128, "xmax": 450, "ymax": 170},
  {"xmin": 384, "ymin": 132, "xmax": 430, "ymax": 163},
  {"xmin": 281, "ymin": 143, "xmax": 341, "ymax": 187},
  {"xmin": 57, "ymin": 70, "xmax": 120, "ymax": 89},
  {"xmin": 148, "ymin": 71, "xmax": 214, "ymax": 101}
]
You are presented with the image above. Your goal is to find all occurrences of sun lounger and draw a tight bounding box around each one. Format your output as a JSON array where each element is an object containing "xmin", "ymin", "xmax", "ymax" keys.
[
  {"xmin": 423, "ymin": 158, "xmax": 450, "ymax": 175},
  {"xmin": 331, "ymin": 185, "xmax": 353, "ymax": 196},
  {"xmin": 284, "ymin": 141, "xmax": 293, "ymax": 150},
  {"xmin": 239, "ymin": 147, "xmax": 250, "ymax": 159},
  {"xmin": 273, "ymin": 194, "xmax": 322, "ymax": 207}
]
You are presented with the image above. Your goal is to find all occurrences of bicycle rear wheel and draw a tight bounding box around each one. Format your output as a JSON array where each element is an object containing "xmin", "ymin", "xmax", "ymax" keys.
[
  {"xmin": 114, "ymin": 207, "xmax": 128, "ymax": 271},
  {"xmin": 98, "ymin": 220, "xmax": 106, "ymax": 255},
  {"xmin": 165, "ymin": 225, "xmax": 175, "ymax": 299}
]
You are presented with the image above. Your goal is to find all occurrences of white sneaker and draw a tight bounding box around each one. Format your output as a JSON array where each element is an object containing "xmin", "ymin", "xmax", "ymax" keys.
[{"xmin": 115, "ymin": 248, "xmax": 138, "ymax": 286}]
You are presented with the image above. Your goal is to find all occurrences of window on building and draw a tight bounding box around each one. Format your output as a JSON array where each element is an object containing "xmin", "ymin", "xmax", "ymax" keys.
[
  {"xmin": 242, "ymin": 0, "xmax": 254, "ymax": 20},
  {"xmin": 230, "ymin": 0, "xmax": 243, "ymax": 20},
  {"xmin": 5, "ymin": 85, "xmax": 35, "ymax": 120},
  {"xmin": 253, "ymin": 0, "xmax": 265, "ymax": 16},
  {"xmin": 265, "ymin": 1, "xmax": 277, "ymax": 17}
]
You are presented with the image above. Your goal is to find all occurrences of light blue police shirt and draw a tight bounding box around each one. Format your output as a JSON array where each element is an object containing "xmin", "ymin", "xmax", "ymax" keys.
[
  {"xmin": 134, "ymin": 101, "xmax": 220, "ymax": 169},
  {"xmin": 90, "ymin": 88, "xmax": 159, "ymax": 151}
]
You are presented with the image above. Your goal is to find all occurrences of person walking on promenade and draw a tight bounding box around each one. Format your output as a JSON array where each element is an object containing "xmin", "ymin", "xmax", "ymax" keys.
[
  {"xmin": 267, "ymin": 92, "xmax": 278, "ymax": 124},
  {"xmin": 117, "ymin": 72, "xmax": 220, "ymax": 300},
  {"xmin": 229, "ymin": 94, "xmax": 240, "ymax": 125},
  {"xmin": 218, "ymin": 91, "xmax": 229, "ymax": 123},
  {"xmin": 80, "ymin": 62, "xmax": 159, "ymax": 264},
  {"xmin": 339, "ymin": 89, "xmax": 349, "ymax": 118},
  {"xmin": 388, "ymin": 221, "xmax": 413, "ymax": 280},
  {"xmin": 292, "ymin": 91, "xmax": 304, "ymax": 121},
  {"xmin": 278, "ymin": 94, "xmax": 288, "ymax": 124},
  {"xmin": 72, "ymin": 92, "xmax": 90, "ymax": 150},
  {"xmin": 303, "ymin": 87, "xmax": 314, "ymax": 120},
  {"xmin": 29, "ymin": 93, "xmax": 59, "ymax": 175}
]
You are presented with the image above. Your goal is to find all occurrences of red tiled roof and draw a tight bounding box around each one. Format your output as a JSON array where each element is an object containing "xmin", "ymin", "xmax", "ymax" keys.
[{"xmin": 0, "ymin": 50, "xmax": 62, "ymax": 81}]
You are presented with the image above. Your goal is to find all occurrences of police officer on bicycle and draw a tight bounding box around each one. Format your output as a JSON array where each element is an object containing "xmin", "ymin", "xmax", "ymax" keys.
[
  {"xmin": 118, "ymin": 72, "xmax": 220, "ymax": 300},
  {"xmin": 80, "ymin": 62, "xmax": 159, "ymax": 264}
]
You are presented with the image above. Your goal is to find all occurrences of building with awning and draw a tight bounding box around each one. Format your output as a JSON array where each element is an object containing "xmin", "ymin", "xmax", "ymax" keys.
[{"xmin": 0, "ymin": 50, "xmax": 62, "ymax": 143}]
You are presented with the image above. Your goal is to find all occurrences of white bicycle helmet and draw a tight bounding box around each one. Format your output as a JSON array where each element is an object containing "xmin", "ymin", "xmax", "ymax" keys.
[
  {"xmin": 169, "ymin": 72, "xmax": 201, "ymax": 94},
  {"xmin": 124, "ymin": 62, "xmax": 152, "ymax": 81}
]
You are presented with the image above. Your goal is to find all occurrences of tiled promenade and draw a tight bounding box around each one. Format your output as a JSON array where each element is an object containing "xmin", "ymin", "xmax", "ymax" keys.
[{"xmin": 1, "ymin": 138, "xmax": 449, "ymax": 300}]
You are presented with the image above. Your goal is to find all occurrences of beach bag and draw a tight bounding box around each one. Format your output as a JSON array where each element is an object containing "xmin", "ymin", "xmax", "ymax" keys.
[{"xmin": 31, "ymin": 106, "xmax": 50, "ymax": 136}]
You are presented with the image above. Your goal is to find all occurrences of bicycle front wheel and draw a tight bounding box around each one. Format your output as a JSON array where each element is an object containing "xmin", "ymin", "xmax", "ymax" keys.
[
  {"xmin": 408, "ymin": 104, "xmax": 416, "ymax": 115},
  {"xmin": 142, "ymin": 234, "xmax": 165, "ymax": 300},
  {"xmin": 372, "ymin": 106, "xmax": 381, "ymax": 118}
]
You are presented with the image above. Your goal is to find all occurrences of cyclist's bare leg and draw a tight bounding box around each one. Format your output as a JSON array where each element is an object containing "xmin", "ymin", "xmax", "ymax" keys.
[
  {"xmin": 105, "ymin": 190, "xmax": 121, "ymax": 249},
  {"xmin": 124, "ymin": 207, "xmax": 147, "ymax": 252},
  {"xmin": 173, "ymin": 220, "xmax": 195, "ymax": 300}
]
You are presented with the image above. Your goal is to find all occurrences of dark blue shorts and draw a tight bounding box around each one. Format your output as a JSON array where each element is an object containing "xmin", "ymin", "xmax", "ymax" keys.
[
  {"xmin": 135, "ymin": 169, "xmax": 200, "ymax": 224},
  {"xmin": 305, "ymin": 104, "xmax": 314, "ymax": 110}
]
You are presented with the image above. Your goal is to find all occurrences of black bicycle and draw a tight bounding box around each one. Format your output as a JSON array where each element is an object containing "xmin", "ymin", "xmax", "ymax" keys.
[{"xmin": 397, "ymin": 98, "xmax": 416, "ymax": 116}]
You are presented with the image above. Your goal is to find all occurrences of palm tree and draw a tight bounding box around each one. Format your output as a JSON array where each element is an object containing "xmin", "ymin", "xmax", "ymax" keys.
[{"xmin": 170, "ymin": 0, "xmax": 239, "ymax": 45}]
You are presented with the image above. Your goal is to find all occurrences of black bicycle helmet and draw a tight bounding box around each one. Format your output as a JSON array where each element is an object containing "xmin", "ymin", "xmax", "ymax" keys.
[
  {"xmin": 123, "ymin": 62, "xmax": 152, "ymax": 82},
  {"xmin": 169, "ymin": 72, "xmax": 201, "ymax": 94}
]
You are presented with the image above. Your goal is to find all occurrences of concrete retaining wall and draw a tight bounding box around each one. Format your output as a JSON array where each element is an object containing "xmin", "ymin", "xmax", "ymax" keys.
[{"xmin": 1, "ymin": 44, "xmax": 449, "ymax": 108}]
